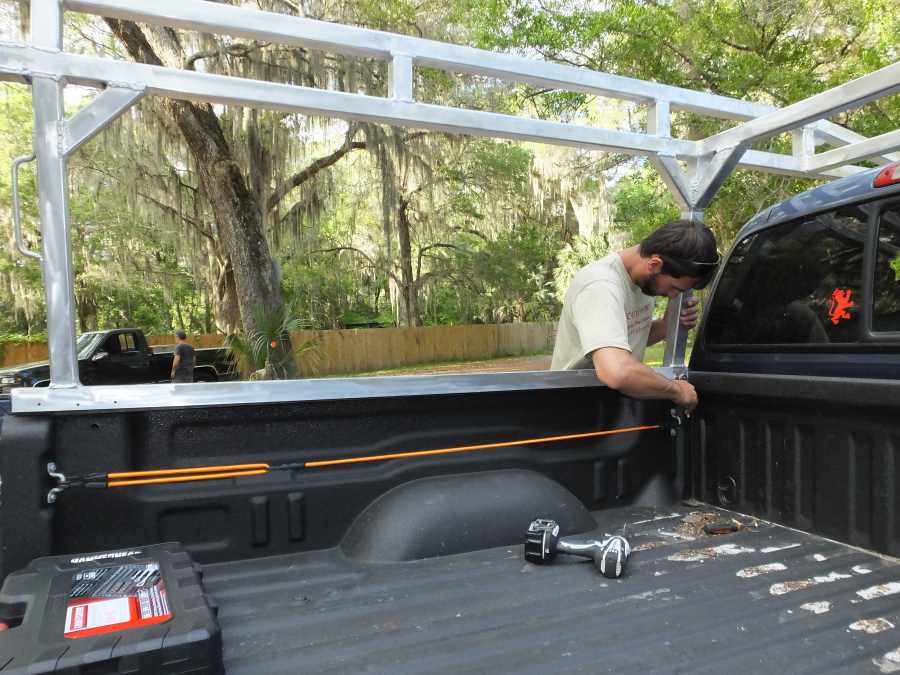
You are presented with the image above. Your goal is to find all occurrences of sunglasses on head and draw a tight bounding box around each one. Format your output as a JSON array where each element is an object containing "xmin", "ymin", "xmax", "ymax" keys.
[
  {"xmin": 668, "ymin": 253, "xmax": 721, "ymax": 268},
  {"xmin": 661, "ymin": 253, "xmax": 721, "ymax": 289}
]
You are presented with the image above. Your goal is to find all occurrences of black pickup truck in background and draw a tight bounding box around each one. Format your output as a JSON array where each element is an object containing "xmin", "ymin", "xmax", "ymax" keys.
[{"xmin": 0, "ymin": 328, "xmax": 235, "ymax": 393}]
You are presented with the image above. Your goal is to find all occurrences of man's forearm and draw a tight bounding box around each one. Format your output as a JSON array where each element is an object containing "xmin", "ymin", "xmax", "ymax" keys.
[
  {"xmin": 591, "ymin": 346, "xmax": 696, "ymax": 410},
  {"xmin": 608, "ymin": 359, "xmax": 678, "ymax": 400}
]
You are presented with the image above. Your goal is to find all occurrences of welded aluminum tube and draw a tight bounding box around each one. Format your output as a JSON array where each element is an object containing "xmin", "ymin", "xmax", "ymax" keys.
[
  {"xmin": 29, "ymin": 1, "xmax": 79, "ymax": 387},
  {"xmin": 699, "ymin": 61, "xmax": 900, "ymax": 156},
  {"xmin": 389, "ymin": 54, "xmax": 414, "ymax": 103},
  {"xmin": 32, "ymin": 0, "xmax": 63, "ymax": 50},
  {"xmin": 10, "ymin": 367, "xmax": 680, "ymax": 414},
  {"xmin": 805, "ymin": 129, "xmax": 900, "ymax": 173},
  {"xmin": 63, "ymin": 0, "xmax": 775, "ymax": 121},
  {"xmin": 63, "ymin": 86, "xmax": 144, "ymax": 157},
  {"xmin": 32, "ymin": 76, "xmax": 80, "ymax": 388},
  {"xmin": 0, "ymin": 44, "xmax": 697, "ymax": 158},
  {"xmin": 0, "ymin": 43, "xmax": 863, "ymax": 179},
  {"xmin": 663, "ymin": 291, "xmax": 691, "ymax": 371},
  {"xmin": 60, "ymin": 1, "xmax": 900, "ymax": 166}
]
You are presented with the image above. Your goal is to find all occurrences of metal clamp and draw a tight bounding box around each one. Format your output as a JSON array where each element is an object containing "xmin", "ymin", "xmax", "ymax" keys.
[
  {"xmin": 11, "ymin": 153, "xmax": 41, "ymax": 262},
  {"xmin": 47, "ymin": 461, "xmax": 66, "ymax": 504},
  {"xmin": 666, "ymin": 408, "xmax": 684, "ymax": 438}
]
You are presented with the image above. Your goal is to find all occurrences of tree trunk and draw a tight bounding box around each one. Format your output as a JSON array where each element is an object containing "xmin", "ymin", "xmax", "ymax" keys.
[
  {"xmin": 396, "ymin": 197, "xmax": 420, "ymax": 326},
  {"xmin": 76, "ymin": 294, "xmax": 98, "ymax": 332},
  {"xmin": 106, "ymin": 19, "xmax": 296, "ymax": 376}
]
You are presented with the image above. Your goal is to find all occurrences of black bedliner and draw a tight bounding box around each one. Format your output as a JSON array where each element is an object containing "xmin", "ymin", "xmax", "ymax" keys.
[{"xmin": 203, "ymin": 505, "xmax": 900, "ymax": 674}]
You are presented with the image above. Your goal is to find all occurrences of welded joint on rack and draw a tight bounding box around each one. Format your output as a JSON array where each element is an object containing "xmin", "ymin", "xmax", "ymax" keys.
[
  {"xmin": 63, "ymin": 84, "xmax": 146, "ymax": 157},
  {"xmin": 648, "ymin": 99, "xmax": 671, "ymax": 138},
  {"xmin": 104, "ymin": 80, "xmax": 147, "ymax": 92},
  {"xmin": 389, "ymin": 52, "xmax": 415, "ymax": 102},
  {"xmin": 792, "ymin": 126, "xmax": 817, "ymax": 160},
  {"xmin": 0, "ymin": 40, "xmax": 61, "ymax": 55},
  {"xmin": 27, "ymin": 69, "xmax": 67, "ymax": 83},
  {"xmin": 689, "ymin": 142, "xmax": 747, "ymax": 209}
]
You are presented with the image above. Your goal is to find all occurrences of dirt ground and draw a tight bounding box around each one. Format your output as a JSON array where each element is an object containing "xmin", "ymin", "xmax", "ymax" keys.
[{"xmin": 353, "ymin": 354, "xmax": 553, "ymax": 377}]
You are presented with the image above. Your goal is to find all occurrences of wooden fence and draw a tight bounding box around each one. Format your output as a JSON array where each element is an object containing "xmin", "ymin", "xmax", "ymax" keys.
[{"xmin": 0, "ymin": 322, "xmax": 556, "ymax": 376}]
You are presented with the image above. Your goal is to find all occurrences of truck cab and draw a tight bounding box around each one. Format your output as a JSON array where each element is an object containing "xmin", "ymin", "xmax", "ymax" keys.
[
  {"xmin": 79, "ymin": 329, "xmax": 154, "ymax": 386},
  {"xmin": 0, "ymin": 329, "xmax": 233, "ymax": 393},
  {"xmin": 693, "ymin": 163, "xmax": 900, "ymax": 380}
]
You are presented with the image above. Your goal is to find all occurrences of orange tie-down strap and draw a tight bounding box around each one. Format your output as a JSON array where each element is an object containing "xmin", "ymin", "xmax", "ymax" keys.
[{"xmin": 95, "ymin": 424, "xmax": 660, "ymax": 488}]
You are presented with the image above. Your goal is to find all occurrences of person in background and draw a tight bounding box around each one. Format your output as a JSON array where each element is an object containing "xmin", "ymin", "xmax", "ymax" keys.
[
  {"xmin": 170, "ymin": 330, "xmax": 195, "ymax": 383},
  {"xmin": 550, "ymin": 219, "xmax": 719, "ymax": 413}
]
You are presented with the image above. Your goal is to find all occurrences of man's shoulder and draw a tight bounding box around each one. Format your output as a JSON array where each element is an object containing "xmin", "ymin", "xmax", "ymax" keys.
[{"xmin": 571, "ymin": 254, "xmax": 625, "ymax": 292}]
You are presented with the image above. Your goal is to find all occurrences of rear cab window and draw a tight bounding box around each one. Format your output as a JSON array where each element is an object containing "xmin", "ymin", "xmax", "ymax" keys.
[
  {"xmin": 873, "ymin": 203, "xmax": 900, "ymax": 334},
  {"xmin": 705, "ymin": 204, "xmax": 872, "ymax": 347}
]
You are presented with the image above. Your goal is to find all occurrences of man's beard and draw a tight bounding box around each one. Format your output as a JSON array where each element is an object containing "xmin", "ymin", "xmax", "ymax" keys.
[{"xmin": 639, "ymin": 272, "xmax": 662, "ymax": 296}]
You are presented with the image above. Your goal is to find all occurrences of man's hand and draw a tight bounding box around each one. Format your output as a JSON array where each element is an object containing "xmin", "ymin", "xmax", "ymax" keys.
[
  {"xmin": 592, "ymin": 347, "xmax": 700, "ymax": 412},
  {"xmin": 680, "ymin": 297, "xmax": 701, "ymax": 329},
  {"xmin": 670, "ymin": 379, "xmax": 698, "ymax": 413}
]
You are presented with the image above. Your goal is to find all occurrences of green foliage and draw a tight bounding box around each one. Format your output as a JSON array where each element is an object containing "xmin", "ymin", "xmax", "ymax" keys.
[
  {"xmin": 225, "ymin": 304, "xmax": 320, "ymax": 380},
  {"xmin": 891, "ymin": 256, "xmax": 900, "ymax": 282},
  {"xmin": 612, "ymin": 168, "xmax": 680, "ymax": 246},
  {"xmin": 456, "ymin": 0, "xmax": 898, "ymax": 249},
  {"xmin": 553, "ymin": 235, "xmax": 611, "ymax": 303},
  {"xmin": 0, "ymin": 84, "xmax": 43, "ymax": 334}
]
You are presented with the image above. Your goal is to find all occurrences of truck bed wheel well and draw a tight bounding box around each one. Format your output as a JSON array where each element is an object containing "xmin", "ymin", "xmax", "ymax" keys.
[{"xmin": 341, "ymin": 469, "xmax": 596, "ymax": 562}]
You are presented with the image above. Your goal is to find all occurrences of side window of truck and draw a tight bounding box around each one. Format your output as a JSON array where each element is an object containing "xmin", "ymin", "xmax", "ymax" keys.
[
  {"xmin": 705, "ymin": 205, "xmax": 870, "ymax": 346},
  {"xmin": 102, "ymin": 335, "xmax": 121, "ymax": 355},
  {"xmin": 873, "ymin": 203, "xmax": 900, "ymax": 333}
]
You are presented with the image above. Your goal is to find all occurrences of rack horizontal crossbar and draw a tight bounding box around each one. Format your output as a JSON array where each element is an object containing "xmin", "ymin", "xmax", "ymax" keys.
[
  {"xmin": 64, "ymin": 0, "xmax": 895, "ymax": 166},
  {"xmin": 57, "ymin": 0, "xmax": 799, "ymax": 119},
  {"xmin": 0, "ymin": 43, "xmax": 861, "ymax": 179}
]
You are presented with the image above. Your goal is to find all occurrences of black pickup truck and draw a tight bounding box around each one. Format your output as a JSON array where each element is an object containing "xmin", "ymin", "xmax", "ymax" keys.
[
  {"xmin": 0, "ymin": 164, "xmax": 899, "ymax": 673},
  {"xmin": 0, "ymin": 328, "xmax": 234, "ymax": 393}
]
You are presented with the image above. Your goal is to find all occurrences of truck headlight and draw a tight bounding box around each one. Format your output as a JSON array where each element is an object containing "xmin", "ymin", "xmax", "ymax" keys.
[{"xmin": 0, "ymin": 376, "xmax": 18, "ymax": 385}]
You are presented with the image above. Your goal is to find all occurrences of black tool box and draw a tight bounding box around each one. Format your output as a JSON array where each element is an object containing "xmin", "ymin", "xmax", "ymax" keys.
[{"xmin": 0, "ymin": 542, "xmax": 222, "ymax": 674}]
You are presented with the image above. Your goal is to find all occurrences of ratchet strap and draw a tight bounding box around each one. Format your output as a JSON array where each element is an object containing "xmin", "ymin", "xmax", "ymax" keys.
[{"xmin": 46, "ymin": 423, "xmax": 661, "ymax": 502}]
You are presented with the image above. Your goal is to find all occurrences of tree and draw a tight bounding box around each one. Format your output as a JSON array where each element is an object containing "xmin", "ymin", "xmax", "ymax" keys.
[
  {"xmin": 102, "ymin": 19, "xmax": 300, "ymax": 375},
  {"xmin": 457, "ymin": 0, "xmax": 900, "ymax": 243}
]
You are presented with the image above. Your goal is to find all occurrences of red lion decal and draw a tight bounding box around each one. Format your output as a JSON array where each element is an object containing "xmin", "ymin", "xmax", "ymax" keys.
[{"xmin": 827, "ymin": 288, "xmax": 856, "ymax": 325}]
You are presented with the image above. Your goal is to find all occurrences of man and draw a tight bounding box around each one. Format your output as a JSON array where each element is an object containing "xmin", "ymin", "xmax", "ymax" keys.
[
  {"xmin": 170, "ymin": 330, "xmax": 195, "ymax": 383},
  {"xmin": 551, "ymin": 219, "xmax": 719, "ymax": 412}
]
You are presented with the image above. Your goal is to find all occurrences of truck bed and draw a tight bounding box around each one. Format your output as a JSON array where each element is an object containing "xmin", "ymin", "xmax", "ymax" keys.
[{"xmin": 202, "ymin": 504, "xmax": 900, "ymax": 674}]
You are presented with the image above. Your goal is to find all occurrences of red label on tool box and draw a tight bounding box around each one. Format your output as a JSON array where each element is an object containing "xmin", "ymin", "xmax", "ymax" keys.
[{"xmin": 64, "ymin": 562, "xmax": 172, "ymax": 638}]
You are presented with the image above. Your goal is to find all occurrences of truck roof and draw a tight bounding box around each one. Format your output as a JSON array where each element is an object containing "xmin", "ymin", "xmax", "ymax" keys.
[{"xmin": 738, "ymin": 163, "xmax": 900, "ymax": 241}]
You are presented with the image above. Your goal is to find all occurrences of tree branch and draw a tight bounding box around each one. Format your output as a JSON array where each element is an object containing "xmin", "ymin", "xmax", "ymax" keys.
[{"xmin": 267, "ymin": 140, "xmax": 367, "ymax": 211}]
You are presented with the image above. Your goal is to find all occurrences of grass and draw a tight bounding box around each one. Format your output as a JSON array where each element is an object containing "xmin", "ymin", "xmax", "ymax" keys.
[
  {"xmin": 329, "ymin": 351, "xmax": 552, "ymax": 378},
  {"xmin": 327, "ymin": 342, "xmax": 682, "ymax": 378},
  {"xmin": 645, "ymin": 342, "xmax": 664, "ymax": 367}
]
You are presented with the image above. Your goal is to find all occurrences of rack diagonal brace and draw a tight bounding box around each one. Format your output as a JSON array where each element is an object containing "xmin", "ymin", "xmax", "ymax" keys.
[{"xmin": 63, "ymin": 85, "xmax": 145, "ymax": 157}]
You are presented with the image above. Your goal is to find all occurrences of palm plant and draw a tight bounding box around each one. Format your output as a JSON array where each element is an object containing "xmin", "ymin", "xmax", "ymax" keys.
[{"xmin": 225, "ymin": 304, "xmax": 320, "ymax": 380}]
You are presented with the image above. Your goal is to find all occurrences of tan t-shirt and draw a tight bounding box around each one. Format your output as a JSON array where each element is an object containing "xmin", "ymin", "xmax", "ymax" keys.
[{"xmin": 551, "ymin": 253, "xmax": 656, "ymax": 370}]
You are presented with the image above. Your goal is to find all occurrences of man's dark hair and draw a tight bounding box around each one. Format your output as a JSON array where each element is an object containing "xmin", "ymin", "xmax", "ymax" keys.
[
  {"xmin": 639, "ymin": 219, "xmax": 719, "ymax": 289},
  {"xmin": 175, "ymin": 330, "xmax": 187, "ymax": 340}
]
